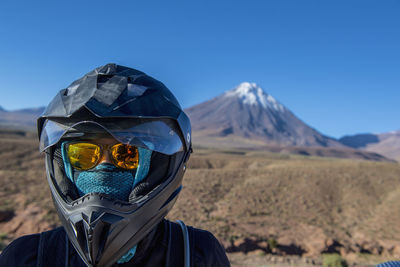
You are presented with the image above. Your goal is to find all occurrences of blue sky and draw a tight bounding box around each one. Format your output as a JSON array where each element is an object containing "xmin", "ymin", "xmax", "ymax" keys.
[{"xmin": 0, "ymin": 0, "xmax": 399, "ymax": 138}]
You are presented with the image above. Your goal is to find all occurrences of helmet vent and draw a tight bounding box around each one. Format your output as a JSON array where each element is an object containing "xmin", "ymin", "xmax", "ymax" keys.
[
  {"xmin": 74, "ymin": 220, "xmax": 88, "ymax": 255},
  {"xmin": 72, "ymin": 212, "xmax": 119, "ymax": 265},
  {"xmin": 95, "ymin": 223, "xmax": 110, "ymax": 264}
]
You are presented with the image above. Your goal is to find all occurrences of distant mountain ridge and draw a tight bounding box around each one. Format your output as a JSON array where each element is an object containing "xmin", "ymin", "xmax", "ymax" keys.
[
  {"xmin": 339, "ymin": 131, "xmax": 400, "ymax": 161},
  {"xmin": 339, "ymin": 133, "xmax": 380, "ymax": 148},
  {"xmin": 185, "ymin": 82, "xmax": 343, "ymax": 148},
  {"xmin": 17, "ymin": 107, "xmax": 46, "ymax": 114},
  {"xmin": 0, "ymin": 87, "xmax": 398, "ymax": 162},
  {"xmin": 0, "ymin": 106, "xmax": 45, "ymax": 130}
]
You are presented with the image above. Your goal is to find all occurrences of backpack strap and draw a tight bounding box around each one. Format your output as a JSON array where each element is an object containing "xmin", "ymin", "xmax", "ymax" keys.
[
  {"xmin": 65, "ymin": 232, "xmax": 69, "ymax": 267},
  {"xmin": 36, "ymin": 227, "xmax": 70, "ymax": 267},
  {"xmin": 37, "ymin": 232, "xmax": 45, "ymax": 267},
  {"xmin": 165, "ymin": 220, "xmax": 191, "ymax": 267},
  {"xmin": 176, "ymin": 220, "xmax": 190, "ymax": 267}
]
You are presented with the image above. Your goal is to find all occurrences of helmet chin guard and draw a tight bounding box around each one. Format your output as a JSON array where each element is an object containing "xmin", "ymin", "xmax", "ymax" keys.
[{"xmin": 46, "ymin": 153, "xmax": 186, "ymax": 267}]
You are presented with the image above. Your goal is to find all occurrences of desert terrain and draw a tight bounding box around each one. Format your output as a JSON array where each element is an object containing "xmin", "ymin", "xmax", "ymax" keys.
[{"xmin": 0, "ymin": 129, "xmax": 399, "ymax": 266}]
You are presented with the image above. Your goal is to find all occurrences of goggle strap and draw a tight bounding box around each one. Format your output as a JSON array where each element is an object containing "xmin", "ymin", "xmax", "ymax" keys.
[
  {"xmin": 132, "ymin": 147, "xmax": 152, "ymax": 189},
  {"xmin": 61, "ymin": 142, "xmax": 74, "ymax": 182}
]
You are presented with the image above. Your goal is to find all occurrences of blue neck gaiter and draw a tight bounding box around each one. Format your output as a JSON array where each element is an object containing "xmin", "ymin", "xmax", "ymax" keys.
[{"xmin": 75, "ymin": 163, "xmax": 134, "ymax": 201}]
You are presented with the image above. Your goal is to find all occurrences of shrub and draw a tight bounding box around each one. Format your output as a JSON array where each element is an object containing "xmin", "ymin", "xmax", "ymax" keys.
[
  {"xmin": 267, "ymin": 238, "xmax": 278, "ymax": 250},
  {"xmin": 0, "ymin": 232, "xmax": 8, "ymax": 251},
  {"xmin": 0, "ymin": 233, "xmax": 7, "ymax": 241},
  {"xmin": 323, "ymin": 253, "xmax": 348, "ymax": 267}
]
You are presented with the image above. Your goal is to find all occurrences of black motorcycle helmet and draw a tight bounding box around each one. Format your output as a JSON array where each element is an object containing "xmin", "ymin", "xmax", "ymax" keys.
[{"xmin": 37, "ymin": 63, "xmax": 192, "ymax": 267}]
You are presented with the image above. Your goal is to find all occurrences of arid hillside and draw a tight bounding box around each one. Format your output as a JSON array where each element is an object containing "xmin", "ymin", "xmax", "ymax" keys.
[{"xmin": 0, "ymin": 130, "xmax": 399, "ymax": 266}]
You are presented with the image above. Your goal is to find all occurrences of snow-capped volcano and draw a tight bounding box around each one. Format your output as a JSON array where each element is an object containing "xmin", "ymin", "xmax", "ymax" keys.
[
  {"xmin": 224, "ymin": 82, "xmax": 285, "ymax": 112},
  {"xmin": 185, "ymin": 82, "xmax": 343, "ymax": 148}
]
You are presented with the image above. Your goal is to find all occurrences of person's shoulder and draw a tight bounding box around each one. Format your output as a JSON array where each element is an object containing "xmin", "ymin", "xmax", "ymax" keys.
[
  {"xmin": 187, "ymin": 225, "xmax": 221, "ymax": 247},
  {"xmin": 0, "ymin": 232, "xmax": 41, "ymax": 267},
  {"xmin": 0, "ymin": 227, "xmax": 65, "ymax": 267},
  {"xmin": 184, "ymin": 223, "xmax": 231, "ymax": 267}
]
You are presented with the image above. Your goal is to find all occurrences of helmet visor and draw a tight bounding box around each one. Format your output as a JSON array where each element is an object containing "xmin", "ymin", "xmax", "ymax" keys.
[{"xmin": 39, "ymin": 118, "xmax": 184, "ymax": 155}]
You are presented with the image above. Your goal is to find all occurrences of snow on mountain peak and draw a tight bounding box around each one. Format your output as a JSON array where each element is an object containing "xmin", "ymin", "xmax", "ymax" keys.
[{"xmin": 225, "ymin": 82, "xmax": 285, "ymax": 112}]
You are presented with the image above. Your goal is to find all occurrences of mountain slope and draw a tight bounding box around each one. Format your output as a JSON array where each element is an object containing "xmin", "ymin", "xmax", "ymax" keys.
[
  {"xmin": 185, "ymin": 82, "xmax": 343, "ymax": 148},
  {"xmin": 340, "ymin": 131, "xmax": 400, "ymax": 161}
]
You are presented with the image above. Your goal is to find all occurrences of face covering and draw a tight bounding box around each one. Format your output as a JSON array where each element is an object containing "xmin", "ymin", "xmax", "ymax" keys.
[{"xmin": 74, "ymin": 163, "xmax": 135, "ymax": 200}]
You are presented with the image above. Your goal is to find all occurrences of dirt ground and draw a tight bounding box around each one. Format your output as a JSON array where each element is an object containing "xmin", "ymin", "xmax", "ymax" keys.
[
  {"xmin": 1, "ymin": 130, "xmax": 400, "ymax": 266},
  {"xmin": 227, "ymin": 253, "xmax": 380, "ymax": 267}
]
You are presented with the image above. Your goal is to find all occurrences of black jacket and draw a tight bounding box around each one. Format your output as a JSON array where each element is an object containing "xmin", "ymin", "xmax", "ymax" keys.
[{"xmin": 0, "ymin": 220, "xmax": 230, "ymax": 267}]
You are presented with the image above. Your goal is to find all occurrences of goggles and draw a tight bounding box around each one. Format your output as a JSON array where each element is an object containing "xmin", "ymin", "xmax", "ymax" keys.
[
  {"xmin": 65, "ymin": 142, "xmax": 139, "ymax": 171},
  {"xmin": 40, "ymin": 119, "xmax": 184, "ymax": 155}
]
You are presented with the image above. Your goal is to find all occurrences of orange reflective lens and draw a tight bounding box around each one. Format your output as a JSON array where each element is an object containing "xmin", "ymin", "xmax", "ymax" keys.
[
  {"xmin": 66, "ymin": 142, "xmax": 139, "ymax": 170},
  {"xmin": 110, "ymin": 143, "xmax": 139, "ymax": 170}
]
